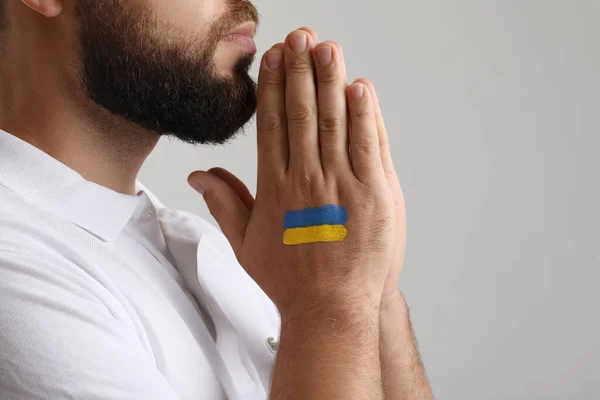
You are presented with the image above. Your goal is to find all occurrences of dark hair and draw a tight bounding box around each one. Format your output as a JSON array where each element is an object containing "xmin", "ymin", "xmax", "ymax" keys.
[{"xmin": 0, "ymin": 1, "xmax": 6, "ymax": 31}]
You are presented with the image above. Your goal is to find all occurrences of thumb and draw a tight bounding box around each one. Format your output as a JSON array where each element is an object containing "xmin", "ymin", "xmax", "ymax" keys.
[
  {"xmin": 208, "ymin": 167, "xmax": 255, "ymax": 212},
  {"xmin": 188, "ymin": 171, "xmax": 251, "ymax": 252}
]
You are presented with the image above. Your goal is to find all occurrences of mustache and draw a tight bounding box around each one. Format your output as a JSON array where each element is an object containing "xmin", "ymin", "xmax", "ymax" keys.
[{"xmin": 214, "ymin": 0, "xmax": 260, "ymax": 38}]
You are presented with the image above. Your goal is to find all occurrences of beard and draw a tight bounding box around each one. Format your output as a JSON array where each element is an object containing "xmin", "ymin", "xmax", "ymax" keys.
[{"xmin": 74, "ymin": 0, "xmax": 259, "ymax": 145}]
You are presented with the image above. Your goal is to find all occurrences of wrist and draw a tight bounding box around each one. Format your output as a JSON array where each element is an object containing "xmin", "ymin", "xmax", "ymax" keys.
[{"xmin": 280, "ymin": 292, "xmax": 380, "ymax": 332}]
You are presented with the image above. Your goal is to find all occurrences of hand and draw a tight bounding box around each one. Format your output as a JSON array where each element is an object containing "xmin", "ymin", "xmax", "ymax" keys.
[
  {"xmin": 360, "ymin": 80, "xmax": 406, "ymax": 307},
  {"xmin": 286, "ymin": 30, "xmax": 407, "ymax": 308},
  {"xmin": 189, "ymin": 28, "xmax": 400, "ymax": 319}
]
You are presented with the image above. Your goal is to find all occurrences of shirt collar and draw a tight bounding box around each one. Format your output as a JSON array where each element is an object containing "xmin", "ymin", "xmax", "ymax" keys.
[{"xmin": 0, "ymin": 129, "xmax": 144, "ymax": 242}]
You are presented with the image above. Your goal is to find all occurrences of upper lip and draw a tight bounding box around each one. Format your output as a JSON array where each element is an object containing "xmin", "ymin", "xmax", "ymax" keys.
[{"xmin": 225, "ymin": 22, "xmax": 257, "ymax": 38}]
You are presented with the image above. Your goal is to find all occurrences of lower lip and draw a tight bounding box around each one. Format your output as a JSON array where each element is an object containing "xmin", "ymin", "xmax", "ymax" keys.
[{"xmin": 223, "ymin": 34, "xmax": 257, "ymax": 55}]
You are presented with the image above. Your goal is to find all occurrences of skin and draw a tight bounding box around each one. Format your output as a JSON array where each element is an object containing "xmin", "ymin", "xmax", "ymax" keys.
[
  {"xmin": 0, "ymin": 0, "xmax": 433, "ymax": 398},
  {"xmin": 190, "ymin": 31, "xmax": 434, "ymax": 399},
  {"xmin": 0, "ymin": 0, "xmax": 253, "ymax": 194}
]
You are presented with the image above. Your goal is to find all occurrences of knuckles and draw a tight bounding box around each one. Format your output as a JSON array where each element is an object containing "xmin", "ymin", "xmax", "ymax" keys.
[
  {"xmin": 350, "ymin": 139, "xmax": 377, "ymax": 157},
  {"xmin": 258, "ymin": 111, "xmax": 284, "ymax": 133},
  {"xmin": 286, "ymin": 58, "xmax": 313, "ymax": 75},
  {"xmin": 286, "ymin": 102, "xmax": 317, "ymax": 126},
  {"xmin": 259, "ymin": 75, "xmax": 284, "ymax": 91},
  {"xmin": 287, "ymin": 167, "xmax": 327, "ymax": 200},
  {"xmin": 317, "ymin": 72, "xmax": 340, "ymax": 87},
  {"xmin": 350, "ymin": 103, "xmax": 372, "ymax": 119},
  {"xmin": 318, "ymin": 111, "xmax": 344, "ymax": 134}
]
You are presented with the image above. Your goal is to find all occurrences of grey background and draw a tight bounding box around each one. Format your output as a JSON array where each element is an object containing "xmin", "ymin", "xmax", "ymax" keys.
[{"xmin": 139, "ymin": 1, "xmax": 600, "ymax": 398}]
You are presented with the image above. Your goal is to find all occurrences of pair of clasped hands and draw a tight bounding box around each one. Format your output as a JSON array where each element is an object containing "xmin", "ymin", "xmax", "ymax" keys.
[{"xmin": 190, "ymin": 27, "xmax": 406, "ymax": 320}]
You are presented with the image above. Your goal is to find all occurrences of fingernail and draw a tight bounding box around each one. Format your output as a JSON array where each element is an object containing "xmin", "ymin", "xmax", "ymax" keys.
[
  {"xmin": 265, "ymin": 50, "xmax": 283, "ymax": 70},
  {"xmin": 189, "ymin": 180, "xmax": 205, "ymax": 195},
  {"xmin": 288, "ymin": 32, "xmax": 308, "ymax": 53},
  {"xmin": 316, "ymin": 46, "xmax": 332, "ymax": 66},
  {"xmin": 350, "ymin": 83, "xmax": 364, "ymax": 100}
]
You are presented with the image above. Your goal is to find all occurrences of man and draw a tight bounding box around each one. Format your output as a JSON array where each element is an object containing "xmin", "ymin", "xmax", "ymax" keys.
[{"xmin": 0, "ymin": 0, "xmax": 433, "ymax": 399}]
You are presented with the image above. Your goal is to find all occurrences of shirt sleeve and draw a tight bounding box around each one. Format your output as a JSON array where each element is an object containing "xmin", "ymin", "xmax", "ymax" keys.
[{"xmin": 0, "ymin": 250, "xmax": 183, "ymax": 400}]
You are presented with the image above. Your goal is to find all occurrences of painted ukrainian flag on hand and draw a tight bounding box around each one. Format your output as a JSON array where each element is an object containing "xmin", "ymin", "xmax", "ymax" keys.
[{"xmin": 283, "ymin": 204, "xmax": 349, "ymax": 245}]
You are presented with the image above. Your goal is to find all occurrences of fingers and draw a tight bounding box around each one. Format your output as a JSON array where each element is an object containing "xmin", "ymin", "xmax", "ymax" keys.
[
  {"xmin": 313, "ymin": 41, "xmax": 351, "ymax": 173},
  {"xmin": 284, "ymin": 30, "xmax": 321, "ymax": 173},
  {"xmin": 298, "ymin": 26, "xmax": 319, "ymax": 44},
  {"xmin": 208, "ymin": 167, "xmax": 255, "ymax": 212},
  {"xmin": 354, "ymin": 78, "xmax": 396, "ymax": 180},
  {"xmin": 347, "ymin": 81, "xmax": 383, "ymax": 182},
  {"xmin": 257, "ymin": 44, "xmax": 287, "ymax": 179},
  {"xmin": 187, "ymin": 171, "xmax": 250, "ymax": 252},
  {"xmin": 355, "ymin": 80, "xmax": 405, "ymax": 262},
  {"xmin": 272, "ymin": 24, "xmax": 318, "ymax": 50}
]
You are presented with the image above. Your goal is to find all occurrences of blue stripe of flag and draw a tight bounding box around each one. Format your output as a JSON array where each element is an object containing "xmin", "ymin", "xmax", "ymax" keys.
[{"xmin": 284, "ymin": 205, "xmax": 348, "ymax": 229}]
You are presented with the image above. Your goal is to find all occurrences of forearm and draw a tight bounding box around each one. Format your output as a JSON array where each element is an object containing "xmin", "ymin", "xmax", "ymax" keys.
[
  {"xmin": 380, "ymin": 290, "xmax": 433, "ymax": 400},
  {"xmin": 270, "ymin": 301, "xmax": 383, "ymax": 400}
]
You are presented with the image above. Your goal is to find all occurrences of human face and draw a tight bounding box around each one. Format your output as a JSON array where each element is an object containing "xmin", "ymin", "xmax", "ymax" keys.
[{"xmin": 75, "ymin": 0, "xmax": 260, "ymax": 144}]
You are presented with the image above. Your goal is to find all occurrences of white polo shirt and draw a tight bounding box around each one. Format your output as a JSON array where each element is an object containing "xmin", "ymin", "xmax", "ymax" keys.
[{"xmin": 0, "ymin": 130, "xmax": 280, "ymax": 400}]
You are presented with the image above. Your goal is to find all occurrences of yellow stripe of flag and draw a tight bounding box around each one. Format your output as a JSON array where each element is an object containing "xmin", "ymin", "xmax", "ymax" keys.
[{"xmin": 283, "ymin": 224, "xmax": 348, "ymax": 246}]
